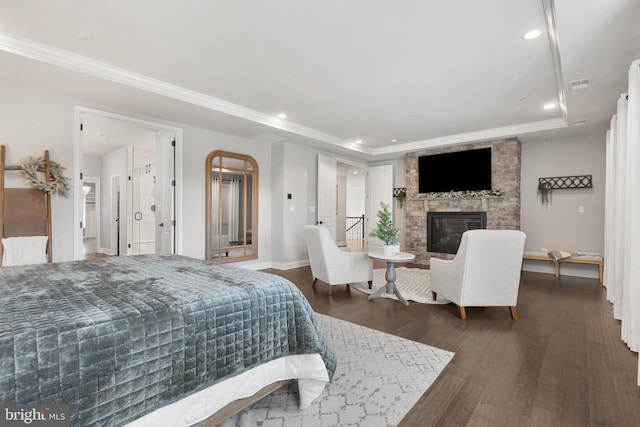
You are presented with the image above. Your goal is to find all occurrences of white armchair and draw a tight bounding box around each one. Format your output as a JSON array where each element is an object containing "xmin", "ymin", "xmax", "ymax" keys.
[
  {"xmin": 303, "ymin": 225, "xmax": 373, "ymax": 295},
  {"xmin": 430, "ymin": 229, "xmax": 526, "ymax": 320}
]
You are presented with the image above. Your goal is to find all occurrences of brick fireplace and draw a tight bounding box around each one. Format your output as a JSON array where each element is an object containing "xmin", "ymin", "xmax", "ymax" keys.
[{"xmin": 404, "ymin": 138, "xmax": 521, "ymax": 266}]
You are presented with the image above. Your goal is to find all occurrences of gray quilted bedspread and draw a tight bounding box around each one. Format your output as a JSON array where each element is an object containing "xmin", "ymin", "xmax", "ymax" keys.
[{"xmin": 0, "ymin": 255, "xmax": 336, "ymax": 426}]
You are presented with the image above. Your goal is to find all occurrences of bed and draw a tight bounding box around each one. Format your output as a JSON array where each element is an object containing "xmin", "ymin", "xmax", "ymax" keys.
[{"xmin": 0, "ymin": 254, "xmax": 336, "ymax": 426}]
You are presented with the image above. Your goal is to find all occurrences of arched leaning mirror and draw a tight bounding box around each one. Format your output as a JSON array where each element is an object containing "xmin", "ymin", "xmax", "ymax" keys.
[{"xmin": 205, "ymin": 150, "xmax": 258, "ymax": 262}]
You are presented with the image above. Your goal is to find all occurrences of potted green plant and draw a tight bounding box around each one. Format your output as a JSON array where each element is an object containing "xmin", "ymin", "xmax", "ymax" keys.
[{"xmin": 370, "ymin": 202, "xmax": 401, "ymax": 255}]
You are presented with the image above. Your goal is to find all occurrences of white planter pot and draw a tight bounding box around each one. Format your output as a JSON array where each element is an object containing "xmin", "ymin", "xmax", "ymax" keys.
[{"xmin": 383, "ymin": 244, "xmax": 400, "ymax": 256}]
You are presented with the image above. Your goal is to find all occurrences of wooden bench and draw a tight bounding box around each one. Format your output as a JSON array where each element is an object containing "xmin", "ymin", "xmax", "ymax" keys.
[{"xmin": 523, "ymin": 251, "xmax": 603, "ymax": 283}]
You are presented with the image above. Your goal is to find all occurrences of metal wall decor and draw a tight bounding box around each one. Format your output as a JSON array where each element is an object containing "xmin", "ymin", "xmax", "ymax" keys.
[
  {"xmin": 537, "ymin": 175, "xmax": 592, "ymax": 190},
  {"xmin": 393, "ymin": 187, "xmax": 406, "ymax": 207},
  {"xmin": 392, "ymin": 187, "xmax": 406, "ymax": 197}
]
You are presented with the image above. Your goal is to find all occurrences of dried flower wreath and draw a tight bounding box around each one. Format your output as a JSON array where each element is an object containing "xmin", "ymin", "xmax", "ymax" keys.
[{"xmin": 21, "ymin": 156, "xmax": 70, "ymax": 197}]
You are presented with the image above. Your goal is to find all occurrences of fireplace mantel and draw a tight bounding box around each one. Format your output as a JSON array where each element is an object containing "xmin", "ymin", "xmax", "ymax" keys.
[
  {"xmin": 410, "ymin": 195, "xmax": 503, "ymax": 201},
  {"xmin": 410, "ymin": 189, "xmax": 504, "ymax": 200}
]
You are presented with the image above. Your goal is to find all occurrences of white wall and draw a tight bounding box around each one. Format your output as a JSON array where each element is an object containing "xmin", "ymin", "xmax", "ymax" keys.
[
  {"xmin": 83, "ymin": 155, "xmax": 103, "ymax": 178},
  {"xmin": 180, "ymin": 125, "xmax": 273, "ymax": 268},
  {"xmin": 521, "ymin": 134, "xmax": 606, "ymax": 279},
  {"xmin": 0, "ymin": 85, "xmax": 76, "ymax": 261},
  {"xmin": 270, "ymin": 142, "xmax": 285, "ymax": 264},
  {"xmin": 368, "ymin": 158, "xmax": 404, "ymax": 247},
  {"xmin": 269, "ymin": 142, "xmax": 376, "ymax": 268},
  {"xmin": 271, "ymin": 141, "xmax": 319, "ymax": 268}
]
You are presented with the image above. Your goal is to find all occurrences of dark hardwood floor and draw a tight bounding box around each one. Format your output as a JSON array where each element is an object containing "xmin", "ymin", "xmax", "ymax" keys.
[
  {"xmin": 84, "ymin": 252, "xmax": 111, "ymax": 260},
  {"xmin": 264, "ymin": 265, "xmax": 640, "ymax": 427}
]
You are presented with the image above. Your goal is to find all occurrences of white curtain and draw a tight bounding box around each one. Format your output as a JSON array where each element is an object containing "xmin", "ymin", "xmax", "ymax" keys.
[
  {"xmin": 605, "ymin": 59, "xmax": 640, "ymax": 385},
  {"xmin": 227, "ymin": 179, "xmax": 240, "ymax": 242},
  {"xmin": 611, "ymin": 97, "xmax": 627, "ymax": 321}
]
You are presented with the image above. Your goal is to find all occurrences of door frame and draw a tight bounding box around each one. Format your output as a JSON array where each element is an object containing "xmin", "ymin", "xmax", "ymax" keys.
[
  {"xmin": 82, "ymin": 176, "xmax": 101, "ymax": 255},
  {"xmin": 73, "ymin": 106, "xmax": 184, "ymax": 259},
  {"xmin": 112, "ymin": 175, "xmax": 121, "ymax": 256},
  {"xmin": 317, "ymin": 154, "xmax": 372, "ymax": 244}
]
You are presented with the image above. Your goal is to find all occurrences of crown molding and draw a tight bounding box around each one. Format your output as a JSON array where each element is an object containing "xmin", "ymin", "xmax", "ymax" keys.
[
  {"xmin": 0, "ymin": 31, "xmax": 358, "ymax": 150},
  {"xmin": 371, "ymin": 118, "xmax": 568, "ymax": 156}
]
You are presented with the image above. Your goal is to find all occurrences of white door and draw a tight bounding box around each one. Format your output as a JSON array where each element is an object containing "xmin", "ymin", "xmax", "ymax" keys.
[
  {"xmin": 156, "ymin": 132, "xmax": 176, "ymax": 254},
  {"xmin": 112, "ymin": 176, "xmax": 122, "ymax": 256},
  {"xmin": 131, "ymin": 162, "xmax": 156, "ymax": 255},
  {"xmin": 317, "ymin": 153, "xmax": 337, "ymax": 240},
  {"xmin": 366, "ymin": 164, "xmax": 394, "ymax": 251}
]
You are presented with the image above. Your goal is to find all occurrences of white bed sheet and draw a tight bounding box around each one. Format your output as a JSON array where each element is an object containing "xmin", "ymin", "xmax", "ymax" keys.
[{"xmin": 125, "ymin": 353, "xmax": 329, "ymax": 427}]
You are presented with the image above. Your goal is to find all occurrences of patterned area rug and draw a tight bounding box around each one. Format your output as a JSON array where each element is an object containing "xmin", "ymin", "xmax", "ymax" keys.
[
  {"xmin": 350, "ymin": 267, "xmax": 450, "ymax": 304},
  {"xmin": 221, "ymin": 314, "xmax": 454, "ymax": 427}
]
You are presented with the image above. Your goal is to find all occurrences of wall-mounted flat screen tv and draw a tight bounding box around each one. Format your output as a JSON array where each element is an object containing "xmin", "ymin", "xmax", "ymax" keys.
[{"xmin": 418, "ymin": 147, "xmax": 492, "ymax": 193}]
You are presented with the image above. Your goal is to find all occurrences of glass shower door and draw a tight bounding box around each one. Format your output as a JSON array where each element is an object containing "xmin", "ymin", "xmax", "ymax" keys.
[{"xmin": 131, "ymin": 163, "xmax": 157, "ymax": 255}]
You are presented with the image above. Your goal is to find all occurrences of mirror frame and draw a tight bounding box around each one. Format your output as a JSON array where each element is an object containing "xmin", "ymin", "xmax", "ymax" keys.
[{"xmin": 205, "ymin": 150, "xmax": 259, "ymax": 263}]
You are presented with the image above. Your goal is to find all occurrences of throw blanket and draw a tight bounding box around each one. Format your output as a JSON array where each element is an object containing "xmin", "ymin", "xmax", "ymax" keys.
[
  {"xmin": 1, "ymin": 236, "xmax": 48, "ymax": 266},
  {"xmin": 0, "ymin": 255, "xmax": 335, "ymax": 427},
  {"xmin": 547, "ymin": 249, "xmax": 579, "ymax": 262}
]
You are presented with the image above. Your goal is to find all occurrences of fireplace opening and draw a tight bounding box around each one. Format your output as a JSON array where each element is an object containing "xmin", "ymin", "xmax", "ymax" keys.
[{"xmin": 427, "ymin": 211, "xmax": 486, "ymax": 254}]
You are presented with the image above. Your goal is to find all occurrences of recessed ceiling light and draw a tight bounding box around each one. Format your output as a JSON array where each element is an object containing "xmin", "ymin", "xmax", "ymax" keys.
[
  {"xmin": 522, "ymin": 29, "xmax": 542, "ymax": 40},
  {"xmin": 543, "ymin": 103, "xmax": 556, "ymax": 110},
  {"xmin": 277, "ymin": 113, "xmax": 287, "ymax": 119},
  {"xmin": 353, "ymin": 171, "xmax": 359, "ymax": 175},
  {"xmin": 390, "ymin": 139, "xmax": 398, "ymax": 143},
  {"xmin": 355, "ymin": 139, "xmax": 363, "ymax": 144}
]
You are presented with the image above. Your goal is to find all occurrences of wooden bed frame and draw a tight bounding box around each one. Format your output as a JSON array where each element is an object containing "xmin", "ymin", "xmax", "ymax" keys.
[
  {"xmin": 193, "ymin": 380, "xmax": 293, "ymax": 426},
  {"xmin": 0, "ymin": 145, "xmax": 52, "ymax": 265}
]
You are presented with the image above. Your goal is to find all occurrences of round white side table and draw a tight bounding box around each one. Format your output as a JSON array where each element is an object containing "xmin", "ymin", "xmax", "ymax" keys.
[{"xmin": 367, "ymin": 251, "xmax": 416, "ymax": 306}]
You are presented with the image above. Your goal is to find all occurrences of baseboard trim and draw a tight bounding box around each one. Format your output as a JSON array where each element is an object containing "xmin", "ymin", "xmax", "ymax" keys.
[{"xmin": 269, "ymin": 259, "xmax": 310, "ymax": 271}]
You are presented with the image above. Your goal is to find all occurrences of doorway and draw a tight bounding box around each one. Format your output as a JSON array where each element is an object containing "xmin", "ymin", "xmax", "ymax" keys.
[
  {"xmin": 339, "ymin": 163, "xmax": 367, "ymax": 252},
  {"xmin": 82, "ymin": 177, "xmax": 100, "ymax": 256},
  {"xmin": 74, "ymin": 107, "xmax": 182, "ymax": 259},
  {"xmin": 318, "ymin": 155, "xmax": 385, "ymax": 253}
]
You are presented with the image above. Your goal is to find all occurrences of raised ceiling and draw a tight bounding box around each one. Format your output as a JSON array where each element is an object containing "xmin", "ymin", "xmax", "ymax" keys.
[{"xmin": 1, "ymin": 0, "xmax": 639, "ymax": 160}]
